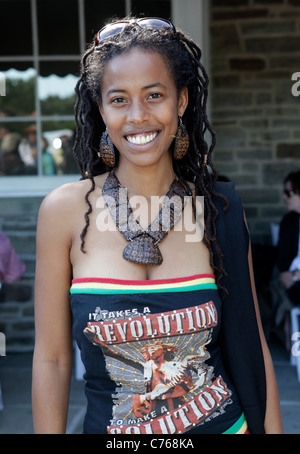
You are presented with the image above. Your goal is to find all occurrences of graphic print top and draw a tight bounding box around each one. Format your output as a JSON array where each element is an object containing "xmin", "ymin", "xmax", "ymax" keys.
[{"xmin": 70, "ymin": 274, "xmax": 247, "ymax": 434}]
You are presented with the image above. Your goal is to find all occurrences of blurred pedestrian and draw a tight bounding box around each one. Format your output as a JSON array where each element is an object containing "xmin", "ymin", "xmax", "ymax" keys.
[
  {"xmin": 0, "ymin": 231, "xmax": 31, "ymax": 302},
  {"xmin": 278, "ymin": 170, "xmax": 300, "ymax": 300},
  {"xmin": 276, "ymin": 171, "xmax": 300, "ymax": 349}
]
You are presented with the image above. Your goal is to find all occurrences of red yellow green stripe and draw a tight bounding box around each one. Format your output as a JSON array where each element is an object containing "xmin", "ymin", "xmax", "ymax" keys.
[
  {"xmin": 222, "ymin": 413, "xmax": 249, "ymax": 434},
  {"xmin": 70, "ymin": 274, "xmax": 217, "ymax": 295}
]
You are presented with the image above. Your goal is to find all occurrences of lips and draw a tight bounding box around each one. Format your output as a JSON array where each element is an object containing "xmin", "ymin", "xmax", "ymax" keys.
[{"xmin": 125, "ymin": 131, "xmax": 159, "ymax": 146}]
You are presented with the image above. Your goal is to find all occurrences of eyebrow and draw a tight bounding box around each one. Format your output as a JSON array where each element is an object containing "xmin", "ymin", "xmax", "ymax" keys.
[
  {"xmin": 106, "ymin": 82, "xmax": 167, "ymax": 97},
  {"xmin": 144, "ymin": 82, "xmax": 167, "ymax": 90}
]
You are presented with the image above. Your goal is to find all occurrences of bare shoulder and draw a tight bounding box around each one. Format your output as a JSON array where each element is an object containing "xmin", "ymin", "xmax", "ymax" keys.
[
  {"xmin": 39, "ymin": 179, "xmax": 90, "ymax": 216},
  {"xmin": 37, "ymin": 180, "xmax": 92, "ymax": 241}
]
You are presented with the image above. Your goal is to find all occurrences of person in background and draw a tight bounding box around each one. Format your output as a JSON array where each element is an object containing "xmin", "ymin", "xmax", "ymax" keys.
[
  {"xmin": 276, "ymin": 171, "xmax": 300, "ymax": 347},
  {"xmin": 18, "ymin": 124, "xmax": 37, "ymax": 174},
  {"xmin": 0, "ymin": 231, "xmax": 31, "ymax": 302},
  {"xmin": 278, "ymin": 171, "xmax": 300, "ymax": 301},
  {"xmin": 42, "ymin": 137, "xmax": 56, "ymax": 175},
  {"xmin": 0, "ymin": 112, "xmax": 24, "ymax": 176},
  {"xmin": 0, "ymin": 230, "xmax": 31, "ymax": 411}
]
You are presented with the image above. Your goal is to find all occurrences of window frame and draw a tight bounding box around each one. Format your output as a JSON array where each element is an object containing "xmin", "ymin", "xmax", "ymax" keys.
[
  {"xmin": 0, "ymin": 0, "xmax": 209, "ymax": 198},
  {"xmin": 0, "ymin": 0, "xmax": 84, "ymax": 196}
]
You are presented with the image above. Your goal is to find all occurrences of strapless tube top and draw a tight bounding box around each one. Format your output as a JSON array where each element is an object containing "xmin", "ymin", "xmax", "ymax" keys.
[{"xmin": 70, "ymin": 274, "xmax": 247, "ymax": 434}]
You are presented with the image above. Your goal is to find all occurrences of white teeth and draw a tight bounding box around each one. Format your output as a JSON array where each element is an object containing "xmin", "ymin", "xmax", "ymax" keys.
[{"xmin": 126, "ymin": 132, "xmax": 158, "ymax": 145}]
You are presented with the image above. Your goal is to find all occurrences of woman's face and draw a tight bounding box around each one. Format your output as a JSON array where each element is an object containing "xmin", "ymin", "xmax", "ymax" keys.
[
  {"xmin": 99, "ymin": 48, "xmax": 188, "ymax": 169},
  {"xmin": 283, "ymin": 180, "xmax": 300, "ymax": 214}
]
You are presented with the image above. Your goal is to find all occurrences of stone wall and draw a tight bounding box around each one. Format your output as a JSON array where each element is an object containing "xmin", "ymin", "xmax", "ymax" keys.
[
  {"xmin": 210, "ymin": 0, "xmax": 300, "ymax": 243},
  {"xmin": 0, "ymin": 198, "xmax": 41, "ymax": 352}
]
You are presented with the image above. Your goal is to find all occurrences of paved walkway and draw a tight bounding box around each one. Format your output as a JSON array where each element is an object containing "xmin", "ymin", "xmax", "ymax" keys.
[{"xmin": 0, "ymin": 339, "xmax": 299, "ymax": 434}]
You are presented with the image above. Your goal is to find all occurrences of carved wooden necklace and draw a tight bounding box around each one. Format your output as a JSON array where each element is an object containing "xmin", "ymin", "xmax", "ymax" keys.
[{"xmin": 102, "ymin": 171, "xmax": 191, "ymax": 266}]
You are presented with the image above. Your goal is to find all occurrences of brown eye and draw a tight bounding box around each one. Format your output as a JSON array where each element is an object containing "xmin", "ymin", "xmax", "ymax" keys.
[
  {"xmin": 111, "ymin": 97, "xmax": 126, "ymax": 104},
  {"xmin": 148, "ymin": 93, "xmax": 162, "ymax": 100}
]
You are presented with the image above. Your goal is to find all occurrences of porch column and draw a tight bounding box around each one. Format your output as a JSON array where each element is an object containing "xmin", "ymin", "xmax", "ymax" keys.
[
  {"xmin": 171, "ymin": 0, "xmax": 211, "ymax": 118},
  {"xmin": 171, "ymin": 0, "xmax": 210, "ymax": 74}
]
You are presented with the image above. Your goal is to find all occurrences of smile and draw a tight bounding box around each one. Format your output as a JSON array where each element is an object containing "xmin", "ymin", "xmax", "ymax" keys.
[{"xmin": 125, "ymin": 131, "xmax": 159, "ymax": 146}]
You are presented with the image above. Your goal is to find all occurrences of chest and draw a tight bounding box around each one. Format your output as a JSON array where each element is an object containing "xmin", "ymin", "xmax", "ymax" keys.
[{"xmin": 70, "ymin": 192, "xmax": 212, "ymax": 280}]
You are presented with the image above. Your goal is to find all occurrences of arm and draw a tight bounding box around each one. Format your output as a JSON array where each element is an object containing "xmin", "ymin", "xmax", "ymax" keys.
[
  {"xmin": 245, "ymin": 215, "xmax": 284, "ymax": 434},
  {"xmin": 32, "ymin": 186, "xmax": 74, "ymax": 434}
]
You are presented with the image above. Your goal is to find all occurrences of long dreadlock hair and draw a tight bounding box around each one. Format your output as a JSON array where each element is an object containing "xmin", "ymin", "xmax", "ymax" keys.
[{"xmin": 73, "ymin": 18, "xmax": 229, "ymax": 298}]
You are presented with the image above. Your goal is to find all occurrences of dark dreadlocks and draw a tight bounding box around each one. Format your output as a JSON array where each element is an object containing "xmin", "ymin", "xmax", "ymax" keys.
[{"xmin": 73, "ymin": 18, "xmax": 229, "ymax": 298}]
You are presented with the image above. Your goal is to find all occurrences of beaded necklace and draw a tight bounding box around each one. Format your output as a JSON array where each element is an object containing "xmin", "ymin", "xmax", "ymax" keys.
[{"xmin": 102, "ymin": 171, "xmax": 191, "ymax": 265}]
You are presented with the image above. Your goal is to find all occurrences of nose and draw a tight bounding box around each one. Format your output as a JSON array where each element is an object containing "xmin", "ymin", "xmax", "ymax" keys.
[{"xmin": 127, "ymin": 100, "xmax": 150, "ymax": 125}]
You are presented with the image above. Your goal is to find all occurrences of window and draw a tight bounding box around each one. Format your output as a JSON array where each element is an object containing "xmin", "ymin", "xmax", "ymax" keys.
[
  {"xmin": 0, "ymin": 0, "xmax": 83, "ymax": 183},
  {"xmin": 0, "ymin": 0, "xmax": 126, "ymax": 190},
  {"xmin": 0, "ymin": 0, "xmax": 184, "ymax": 195}
]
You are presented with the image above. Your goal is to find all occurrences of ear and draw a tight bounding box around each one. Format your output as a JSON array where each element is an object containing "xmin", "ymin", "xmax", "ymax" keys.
[{"xmin": 178, "ymin": 86, "xmax": 189, "ymax": 118}]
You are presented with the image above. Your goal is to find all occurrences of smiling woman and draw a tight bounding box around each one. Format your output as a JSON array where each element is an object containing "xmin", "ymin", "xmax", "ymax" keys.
[
  {"xmin": 32, "ymin": 16, "xmax": 283, "ymax": 435},
  {"xmin": 98, "ymin": 50, "xmax": 188, "ymax": 171}
]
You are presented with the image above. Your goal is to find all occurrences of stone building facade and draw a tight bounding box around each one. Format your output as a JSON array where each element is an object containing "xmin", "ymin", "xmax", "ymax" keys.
[{"xmin": 210, "ymin": 0, "xmax": 300, "ymax": 242}]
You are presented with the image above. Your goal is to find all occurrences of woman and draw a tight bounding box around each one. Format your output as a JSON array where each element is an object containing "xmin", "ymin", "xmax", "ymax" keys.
[
  {"xmin": 278, "ymin": 171, "xmax": 300, "ymax": 303},
  {"xmin": 32, "ymin": 17, "xmax": 283, "ymax": 434},
  {"xmin": 275, "ymin": 171, "xmax": 300, "ymax": 350}
]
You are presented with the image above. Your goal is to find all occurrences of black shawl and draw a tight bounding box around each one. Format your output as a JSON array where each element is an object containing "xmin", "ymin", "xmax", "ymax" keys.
[{"xmin": 213, "ymin": 181, "xmax": 267, "ymax": 434}]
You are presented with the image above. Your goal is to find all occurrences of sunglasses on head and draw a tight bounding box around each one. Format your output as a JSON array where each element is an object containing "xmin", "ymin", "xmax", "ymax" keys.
[
  {"xmin": 95, "ymin": 17, "xmax": 175, "ymax": 45},
  {"xmin": 284, "ymin": 189, "xmax": 296, "ymax": 198}
]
